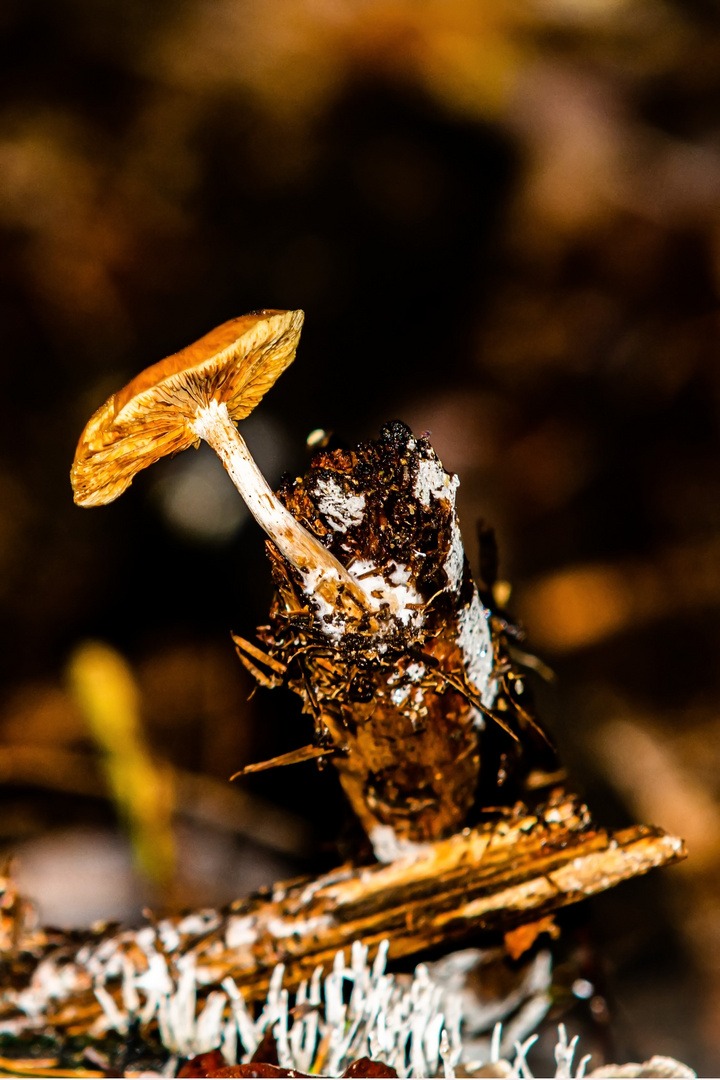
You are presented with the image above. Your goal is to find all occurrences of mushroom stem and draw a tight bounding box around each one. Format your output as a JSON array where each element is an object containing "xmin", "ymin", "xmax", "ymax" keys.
[{"xmin": 193, "ymin": 401, "xmax": 376, "ymax": 619}]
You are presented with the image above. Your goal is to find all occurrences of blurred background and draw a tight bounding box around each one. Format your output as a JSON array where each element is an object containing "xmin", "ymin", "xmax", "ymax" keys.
[{"xmin": 0, "ymin": 0, "xmax": 718, "ymax": 1071}]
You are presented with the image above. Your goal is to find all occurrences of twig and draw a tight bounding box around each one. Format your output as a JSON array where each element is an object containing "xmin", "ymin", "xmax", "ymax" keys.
[{"xmin": 0, "ymin": 793, "xmax": 685, "ymax": 1037}]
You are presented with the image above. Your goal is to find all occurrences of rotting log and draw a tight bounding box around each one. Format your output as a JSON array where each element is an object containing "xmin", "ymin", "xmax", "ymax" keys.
[
  {"xmin": 246, "ymin": 422, "xmax": 559, "ymax": 849},
  {"xmin": 0, "ymin": 793, "xmax": 685, "ymax": 1036}
]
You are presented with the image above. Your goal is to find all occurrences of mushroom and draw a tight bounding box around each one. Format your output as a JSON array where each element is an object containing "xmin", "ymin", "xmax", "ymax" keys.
[{"xmin": 71, "ymin": 309, "xmax": 376, "ymax": 619}]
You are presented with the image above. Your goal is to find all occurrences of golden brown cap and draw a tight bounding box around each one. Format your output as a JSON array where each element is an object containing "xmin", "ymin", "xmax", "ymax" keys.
[{"xmin": 71, "ymin": 308, "xmax": 304, "ymax": 507}]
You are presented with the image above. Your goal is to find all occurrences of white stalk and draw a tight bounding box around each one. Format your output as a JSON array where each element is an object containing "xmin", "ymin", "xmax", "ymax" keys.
[{"xmin": 192, "ymin": 401, "xmax": 378, "ymax": 618}]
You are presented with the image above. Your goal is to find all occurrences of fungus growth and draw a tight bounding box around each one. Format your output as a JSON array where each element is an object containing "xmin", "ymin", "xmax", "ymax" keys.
[{"xmin": 71, "ymin": 309, "xmax": 375, "ymax": 622}]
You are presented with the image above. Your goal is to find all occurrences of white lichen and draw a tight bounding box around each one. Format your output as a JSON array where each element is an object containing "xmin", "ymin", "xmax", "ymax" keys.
[
  {"xmin": 314, "ymin": 476, "xmax": 366, "ymax": 533},
  {"xmin": 350, "ymin": 558, "xmax": 425, "ymax": 629},
  {"xmin": 301, "ymin": 564, "xmax": 347, "ymax": 641},
  {"xmin": 386, "ymin": 659, "xmax": 429, "ymax": 711},
  {"xmin": 225, "ymin": 914, "xmax": 257, "ymax": 949},
  {"xmin": 369, "ymin": 826, "xmax": 430, "ymax": 865},
  {"xmin": 456, "ymin": 588, "xmax": 497, "ymax": 714},
  {"xmin": 444, "ymin": 517, "xmax": 465, "ymax": 593},
  {"xmin": 266, "ymin": 914, "xmax": 331, "ymax": 939},
  {"xmin": 414, "ymin": 455, "xmax": 459, "ymax": 510},
  {"xmin": 391, "ymin": 685, "xmax": 412, "ymax": 706},
  {"xmin": 428, "ymin": 948, "xmax": 552, "ymax": 1060},
  {"xmin": 6, "ymin": 921, "xmax": 695, "ymax": 1079},
  {"xmin": 89, "ymin": 937, "xmax": 462, "ymax": 1078},
  {"xmin": 457, "ymin": 1021, "xmax": 695, "ymax": 1080}
]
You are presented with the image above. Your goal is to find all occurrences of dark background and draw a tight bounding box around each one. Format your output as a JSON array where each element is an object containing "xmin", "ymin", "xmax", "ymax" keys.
[{"xmin": 0, "ymin": 0, "xmax": 719, "ymax": 1072}]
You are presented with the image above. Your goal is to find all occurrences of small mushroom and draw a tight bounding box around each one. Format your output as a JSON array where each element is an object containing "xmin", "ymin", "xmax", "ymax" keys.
[{"xmin": 71, "ymin": 309, "xmax": 376, "ymax": 619}]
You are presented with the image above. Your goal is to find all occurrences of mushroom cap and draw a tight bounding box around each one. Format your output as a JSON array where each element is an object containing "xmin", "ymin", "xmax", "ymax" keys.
[{"xmin": 71, "ymin": 308, "xmax": 304, "ymax": 507}]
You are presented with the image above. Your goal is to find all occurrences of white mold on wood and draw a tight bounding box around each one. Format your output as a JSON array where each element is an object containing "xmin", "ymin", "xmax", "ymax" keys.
[
  {"xmin": 456, "ymin": 589, "xmax": 497, "ymax": 716},
  {"xmin": 314, "ymin": 476, "xmax": 366, "ymax": 533},
  {"xmin": 414, "ymin": 454, "xmax": 459, "ymax": 510}
]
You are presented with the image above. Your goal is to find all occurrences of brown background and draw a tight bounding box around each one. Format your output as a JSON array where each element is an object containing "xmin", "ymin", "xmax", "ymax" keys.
[{"xmin": 0, "ymin": 0, "xmax": 718, "ymax": 1072}]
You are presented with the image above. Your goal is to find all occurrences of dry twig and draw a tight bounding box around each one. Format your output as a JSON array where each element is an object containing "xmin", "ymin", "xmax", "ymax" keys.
[{"xmin": 0, "ymin": 793, "xmax": 684, "ymax": 1038}]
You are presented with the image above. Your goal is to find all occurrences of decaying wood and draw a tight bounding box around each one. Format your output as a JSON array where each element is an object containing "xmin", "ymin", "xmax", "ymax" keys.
[
  {"xmin": 246, "ymin": 423, "xmax": 557, "ymax": 848},
  {"xmin": 0, "ymin": 793, "xmax": 684, "ymax": 1037}
]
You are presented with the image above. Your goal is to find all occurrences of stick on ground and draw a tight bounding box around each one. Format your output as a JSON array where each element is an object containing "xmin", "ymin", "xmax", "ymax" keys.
[{"xmin": 0, "ymin": 792, "xmax": 685, "ymax": 1038}]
